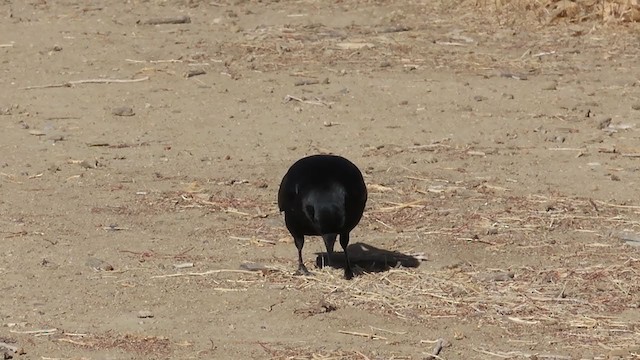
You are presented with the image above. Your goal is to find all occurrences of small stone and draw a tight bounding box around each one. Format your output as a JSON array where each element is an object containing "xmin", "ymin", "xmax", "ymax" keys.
[
  {"xmin": 478, "ymin": 271, "xmax": 514, "ymax": 282},
  {"xmin": 47, "ymin": 134, "xmax": 65, "ymax": 142},
  {"xmin": 543, "ymin": 201, "xmax": 557, "ymax": 211},
  {"xmin": 173, "ymin": 262, "xmax": 194, "ymax": 269},
  {"xmin": 473, "ymin": 95, "xmax": 488, "ymax": 102},
  {"xmin": 502, "ymin": 93, "xmax": 514, "ymax": 99},
  {"xmin": 425, "ymin": 155, "xmax": 438, "ymax": 163},
  {"xmin": 28, "ymin": 130, "xmax": 46, "ymax": 136},
  {"xmin": 597, "ymin": 117, "xmax": 612, "ymax": 129},
  {"xmin": 86, "ymin": 257, "xmax": 114, "ymax": 271},
  {"xmin": 542, "ymin": 80, "xmax": 557, "ymax": 91},
  {"xmin": 137, "ymin": 310, "xmax": 154, "ymax": 318},
  {"xmin": 112, "ymin": 106, "xmax": 135, "ymax": 116},
  {"xmin": 184, "ymin": 69, "xmax": 206, "ymax": 78},
  {"xmin": 80, "ymin": 160, "xmax": 98, "ymax": 169},
  {"xmin": 632, "ymin": 103, "xmax": 640, "ymax": 111}
]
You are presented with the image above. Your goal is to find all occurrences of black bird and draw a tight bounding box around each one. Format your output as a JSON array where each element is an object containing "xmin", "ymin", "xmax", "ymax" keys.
[{"xmin": 278, "ymin": 154, "xmax": 367, "ymax": 280}]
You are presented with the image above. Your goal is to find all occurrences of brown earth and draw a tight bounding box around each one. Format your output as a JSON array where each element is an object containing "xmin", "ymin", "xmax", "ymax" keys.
[{"xmin": 1, "ymin": 1, "xmax": 640, "ymax": 359}]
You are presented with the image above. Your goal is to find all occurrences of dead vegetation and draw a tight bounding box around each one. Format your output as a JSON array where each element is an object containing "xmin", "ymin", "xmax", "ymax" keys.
[
  {"xmin": 57, "ymin": 332, "xmax": 172, "ymax": 355},
  {"xmin": 143, "ymin": 172, "xmax": 640, "ymax": 358},
  {"xmin": 2, "ymin": 0, "xmax": 640, "ymax": 358},
  {"xmin": 477, "ymin": 0, "xmax": 640, "ymax": 23}
]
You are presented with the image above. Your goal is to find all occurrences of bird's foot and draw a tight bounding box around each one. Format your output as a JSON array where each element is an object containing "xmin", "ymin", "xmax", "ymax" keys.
[
  {"xmin": 295, "ymin": 264, "xmax": 314, "ymax": 277},
  {"xmin": 344, "ymin": 268, "xmax": 354, "ymax": 280}
]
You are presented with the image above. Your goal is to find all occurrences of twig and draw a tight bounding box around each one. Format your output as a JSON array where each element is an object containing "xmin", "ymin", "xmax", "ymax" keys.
[
  {"xmin": 408, "ymin": 144, "xmax": 451, "ymax": 150},
  {"xmin": 423, "ymin": 338, "xmax": 448, "ymax": 359},
  {"xmin": 527, "ymin": 296, "xmax": 589, "ymax": 304},
  {"xmin": 224, "ymin": 208, "xmax": 252, "ymax": 216},
  {"xmin": 62, "ymin": 332, "xmax": 87, "ymax": 337},
  {"xmin": 63, "ymin": 77, "xmax": 150, "ymax": 85},
  {"xmin": 594, "ymin": 200, "xmax": 640, "ymax": 210},
  {"xmin": 58, "ymin": 338, "xmax": 90, "ymax": 346},
  {"xmin": 230, "ymin": 236, "xmax": 277, "ymax": 245},
  {"xmin": 532, "ymin": 50, "xmax": 556, "ymax": 57},
  {"xmin": 372, "ymin": 199, "xmax": 427, "ymax": 212},
  {"xmin": 21, "ymin": 77, "xmax": 150, "ymax": 90},
  {"xmin": 283, "ymin": 94, "xmax": 330, "ymax": 107},
  {"xmin": 435, "ymin": 41, "xmax": 466, "ymax": 46},
  {"xmin": 473, "ymin": 348, "xmax": 572, "ymax": 359},
  {"xmin": 294, "ymin": 79, "xmax": 320, "ymax": 86},
  {"xmin": 125, "ymin": 58, "xmax": 183, "ymax": 64},
  {"xmin": 456, "ymin": 237, "xmax": 497, "ymax": 246},
  {"xmin": 338, "ymin": 330, "xmax": 387, "ymax": 340},
  {"xmin": 139, "ymin": 16, "xmax": 191, "ymax": 25},
  {"xmin": 212, "ymin": 288, "xmax": 247, "ymax": 292},
  {"xmin": 547, "ymin": 147, "xmax": 586, "ymax": 151},
  {"xmin": 0, "ymin": 43, "xmax": 15, "ymax": 48},
  {"xmin": 151, "ymin": 269, "xmax": 259, "ymax": 278},
  {"xmin": 10, "ymin": 328, "xmax": 57, "ymax": 335},
  {"xmin": 369, "ymin": 326, "xmax": 407, "ymax": 335}
]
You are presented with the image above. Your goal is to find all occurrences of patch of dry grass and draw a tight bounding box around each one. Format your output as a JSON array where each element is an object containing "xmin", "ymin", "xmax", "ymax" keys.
[
  {"xmin": 58, "ymin": 331, "xmax": 171, "ymax": 355},
  {"xmin": 475, "ymin": 0, "xmax": 640, "ymax": 23}
]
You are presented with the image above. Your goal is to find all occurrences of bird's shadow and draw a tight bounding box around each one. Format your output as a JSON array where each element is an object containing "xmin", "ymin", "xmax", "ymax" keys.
[{"xmin": 314, "ymin": 242, "xmax": 422, "ymax": 274}]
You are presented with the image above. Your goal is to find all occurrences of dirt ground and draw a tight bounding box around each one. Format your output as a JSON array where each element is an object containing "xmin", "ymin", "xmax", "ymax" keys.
[{"xmin": 1, "ymin": 0, "xmax": 640, "ymax": 359}]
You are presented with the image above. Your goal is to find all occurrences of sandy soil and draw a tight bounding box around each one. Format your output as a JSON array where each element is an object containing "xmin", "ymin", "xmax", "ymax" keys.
[{"xmin": 1, "ymin": 1, "xmax": 640, "ymax": 359}]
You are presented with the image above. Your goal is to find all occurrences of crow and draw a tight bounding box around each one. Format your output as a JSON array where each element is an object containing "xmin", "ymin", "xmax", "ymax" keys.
[{"xmin": 278, "ymin": 154, "xmax": 367, "ymax": 280}]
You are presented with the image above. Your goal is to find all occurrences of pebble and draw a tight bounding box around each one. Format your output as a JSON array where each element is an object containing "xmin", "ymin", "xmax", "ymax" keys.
[
  {"xmin": 47, "ymin": 134, "xmax": 65, "ymax": 142},
  {"xmin": 28, "ymin": 130, "xmax": 46, "ymax": 136},
  {"xmin": 486, "ymin": 228, "xmax": 498, "ymax": 235},
  {"xmin": 112, "ymin": 106, "xmax": 135, "ymax": 116},
  {"xmin": 477, "ymin": 271, "xmax": 514, "ymax": 282},
  {"xmin": 86, "ymin": 257, "xmax": 114, "ymax": 271},
  {"xmin": 541, "ymin": 80, "xmax": 557, "ymax": 90},
  {"xmin": 137, "ymin": 310, "xmax": 154, "ymax": 318},
  {"xmin": 173, "ymin": 262, "xmax": 194, "ymax": 269},
  {"xmin": 596, "ymin": 117, "xmax": 612, "ymax": 129},
  {"xmin": 80, "ymin": 160, "xmax": 98, "ymax": 169}
]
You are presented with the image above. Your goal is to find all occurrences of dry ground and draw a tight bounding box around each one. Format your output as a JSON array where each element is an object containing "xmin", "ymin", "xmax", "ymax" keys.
[{"xmin": 1, "ymin": 0, "xmax": 640, "ymax": 359}]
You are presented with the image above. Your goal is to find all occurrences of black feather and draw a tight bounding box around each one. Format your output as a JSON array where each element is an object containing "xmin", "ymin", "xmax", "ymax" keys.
[{"xmin": 277, "ymin": 154, "xmax": 367, "ymax": 280}]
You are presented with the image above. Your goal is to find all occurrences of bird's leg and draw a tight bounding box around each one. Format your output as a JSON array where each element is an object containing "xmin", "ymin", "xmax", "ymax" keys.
[
  {"xmin": 339, "ymin": 232, "xmax": 354, "ymax": 280},
  {"xmin": 293, "ymin": 235, "xmax": 312, "ymax": 276},
  {"xmin": 322, "ymin": 233, "xmax": 337, "ymax": 268}
]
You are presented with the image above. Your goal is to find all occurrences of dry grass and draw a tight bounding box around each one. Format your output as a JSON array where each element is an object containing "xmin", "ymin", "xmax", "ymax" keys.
[
  {"xmin": 258, "ymin": 342, "xmax": 372, "ymax": 360},
  {"xmin": 259, "ymin": 259, "xmax": 640, "ymax": 349},
  {"xmin": 57, "ymin": 332, "xmax": 171, "ymax": 355},
  {"xmin": 147, "ymin": 169, "xmax": 640, "ymax": 357},
  {"xmin": 477, "ymin": 0, "xmax": 640, "ymax": 23}
]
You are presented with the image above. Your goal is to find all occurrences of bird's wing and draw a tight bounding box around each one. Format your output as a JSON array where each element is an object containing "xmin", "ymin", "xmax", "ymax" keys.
[{"xmin": 277, "ymin": 180, "xmax": 299, "ymax": 212}]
